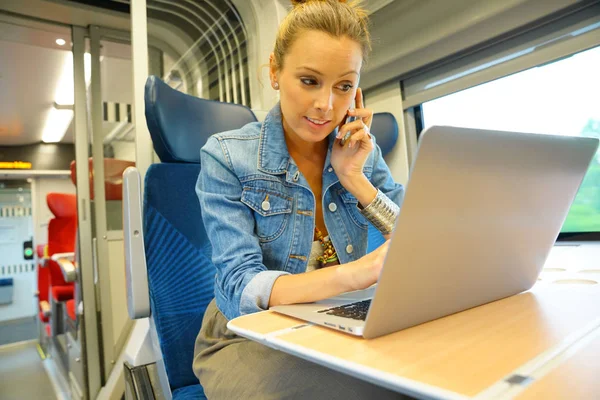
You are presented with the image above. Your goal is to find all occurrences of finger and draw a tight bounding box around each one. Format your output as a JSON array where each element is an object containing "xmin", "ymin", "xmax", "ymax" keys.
[
  {"xmin": 355, "ymin": 87, "xmax": 364, "ymax": 109},
  {"xmin": 340, "ymin": 118, "xmax": 367, "ymax": 134},
  {"xmin": 340, "ymin": 130, "xmax": 354, "ymax": 147},
  {"xmin": 348, "ymin": 107, "xmax": 373, "ymax": 128},
  {"xmin": 341, "ymin": 119, "xmax": 373, "ymax": 147},
  {"xmin": 340, "ymin": 130, "xmax": 352, "ymax": 146},
  {"xmin": 337, "ymin": 114, "xmax": 357, "ymax": 139},
  {"xmin": 348, "ymin": 126, "xmax": 373, "ymax": 149},
  {"xmin": 338, "ymin": 118, "xmax": 362, "ymax": 144}
]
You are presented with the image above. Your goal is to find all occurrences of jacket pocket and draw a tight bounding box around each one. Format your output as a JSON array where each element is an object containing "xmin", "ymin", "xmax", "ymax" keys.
[{"xmin": 241, "ymin": 187, "xmax": 293, "ymax": 242}]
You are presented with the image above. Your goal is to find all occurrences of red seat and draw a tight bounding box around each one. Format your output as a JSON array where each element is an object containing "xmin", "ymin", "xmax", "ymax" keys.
[
  {"xmin": 70, "ymin": 158, "xmax": 135, "ymax": 201},
  {"xmin": 46, "ymin": 193, "xmax": 77, "ymax": 301}
]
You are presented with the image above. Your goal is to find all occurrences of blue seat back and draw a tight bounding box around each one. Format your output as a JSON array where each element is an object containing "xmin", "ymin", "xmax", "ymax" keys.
[
  {"xmin": 372, "ymin": 112, "xmax": 399, "ymax": 157},
  {"xmin": 367, "ymin": 112, "xmax": 400, "ymax": 252},
  {"xmin": 143, "ymin": 76, "xmax": 257, "ymax": 392}
]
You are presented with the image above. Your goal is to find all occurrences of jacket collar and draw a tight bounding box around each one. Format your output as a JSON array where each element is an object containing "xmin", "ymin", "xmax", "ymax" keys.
[{"xmin": 258, "ymin": 103, "xmax": 337, "ymax": 176}]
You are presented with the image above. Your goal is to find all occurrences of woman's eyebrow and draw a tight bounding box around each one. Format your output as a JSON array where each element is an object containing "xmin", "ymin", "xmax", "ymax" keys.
[{"xmin": 297, "ymin": 66, "xmax": 359, "ymax": 77}]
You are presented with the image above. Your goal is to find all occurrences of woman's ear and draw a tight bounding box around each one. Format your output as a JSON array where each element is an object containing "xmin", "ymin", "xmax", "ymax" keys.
[{"xmin": 269, "ymin": 53, "xmax": 279, "ymax": 89}]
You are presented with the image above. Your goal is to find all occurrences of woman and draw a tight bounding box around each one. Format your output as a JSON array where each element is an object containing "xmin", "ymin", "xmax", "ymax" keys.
[{"xmin": 194, "ymin": 1, "xmax": 406, "ymax": 398}]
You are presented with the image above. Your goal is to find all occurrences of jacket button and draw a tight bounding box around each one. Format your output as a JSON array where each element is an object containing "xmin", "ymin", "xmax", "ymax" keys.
[
  {"xmin": 346, "ymin": 244, "xmax": 353, "ymax": 254},
  {"xmin": 261, "ymin": 201, "xmax": 271, "ymax": 211},
  {"xmin": 293, "ymin": 171, "xmax": 300, "ymax": 181},
  {"xmin": 328, "ymin": 203, "xmax": 337, "ymax": 212},
  {"xmin": 328, "ymin": 167, "xmax": 333, "ymax": 172}
]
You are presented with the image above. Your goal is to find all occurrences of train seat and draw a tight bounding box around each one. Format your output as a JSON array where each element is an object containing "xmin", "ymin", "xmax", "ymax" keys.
[
  {"xmin": 57, "ymin": 157, "xmax": 135, "ymax": 325},
  {"xmin": 70, "ymin": 158, "xmax": 136, "ymax": 201},
  {"xmin": 123, "ymin": 75, "xmax": 257, "ymax": 399},
  {"xmin": 46, "ymin": 193, "xmax": 77, "ymax": 308}
]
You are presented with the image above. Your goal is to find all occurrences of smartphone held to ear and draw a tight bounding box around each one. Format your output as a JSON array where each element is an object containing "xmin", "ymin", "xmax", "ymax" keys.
[{"xmin": 340, "ymin": 114, "xmax": 357, "ymax": 146}]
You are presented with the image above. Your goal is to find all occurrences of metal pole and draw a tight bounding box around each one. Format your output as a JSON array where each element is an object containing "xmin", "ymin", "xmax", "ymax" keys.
[
  {"xmin": 72, "ymin": 25, "xmax": 102, "ymax": 399},
  {"xmin": 131, "ymin": 0, "xmax": 153, "ymax": 181}
]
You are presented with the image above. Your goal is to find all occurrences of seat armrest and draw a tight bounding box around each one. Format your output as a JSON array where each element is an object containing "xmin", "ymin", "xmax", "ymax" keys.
[
  {"xmin": 56, "ymin": 257, "xmax": 78, "ymax": 282},
  {"xmin": 123, "ymin": 167, "xmax": 151, "ymax": 319},
  {"xmin": 51, "ymin": 252, "xmax": 75, "ymax": 262}
]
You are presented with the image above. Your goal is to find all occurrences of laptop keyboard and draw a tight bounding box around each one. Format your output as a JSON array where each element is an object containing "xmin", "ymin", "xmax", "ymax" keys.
[{"xmin": 318, "ymin": 299, "xmax": 372, "ymax": 321}]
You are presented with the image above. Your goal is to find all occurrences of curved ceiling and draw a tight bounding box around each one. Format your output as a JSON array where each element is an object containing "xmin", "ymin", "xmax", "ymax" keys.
[{"xmin": 0, "ymin": 0, "xmax": 250, "ymax": 146}]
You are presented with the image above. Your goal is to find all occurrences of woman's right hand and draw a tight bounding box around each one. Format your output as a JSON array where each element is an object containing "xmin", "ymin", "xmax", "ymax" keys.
[{"xmin": 340, "ymin": 240, "xmax": 390, "ymax": 291}]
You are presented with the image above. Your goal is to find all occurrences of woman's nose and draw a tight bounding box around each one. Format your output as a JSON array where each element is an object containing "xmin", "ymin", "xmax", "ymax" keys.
[{"xmin": 314, "ymin": 88, "xmax": 333, "ymax": 113}]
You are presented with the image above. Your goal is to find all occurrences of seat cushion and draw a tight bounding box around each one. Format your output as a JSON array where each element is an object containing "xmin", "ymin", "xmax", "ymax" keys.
[
  {"xmin": 52, "ymin": 285, "xmax": 74, "ymax": 302},
  {"xmin": 47, "ymin": 211, "xmax": 77, "ymax": 288},
  {"xmin": 66, "ymin": 299, "xmax": 76, "ymax": 321},
  {"xmin": 144, "ymin": 163, "xmax": 215, "ymax": 389},
  {"xmin": 171, "ymin": 384, "xmax": 207, "ymax": 400}
]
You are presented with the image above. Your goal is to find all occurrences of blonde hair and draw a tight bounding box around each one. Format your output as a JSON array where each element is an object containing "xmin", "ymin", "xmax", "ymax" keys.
[{"xmin": 273, "ymin": 0, "xmax": 371, "ymax": 70}]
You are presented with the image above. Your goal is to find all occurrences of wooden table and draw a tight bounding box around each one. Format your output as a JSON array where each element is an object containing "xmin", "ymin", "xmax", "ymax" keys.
[{"xmin": 229, "ymin": 245, "xmax": 600, "ymax": 399}]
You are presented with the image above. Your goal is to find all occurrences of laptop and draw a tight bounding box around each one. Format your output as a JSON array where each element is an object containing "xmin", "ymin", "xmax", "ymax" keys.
[{"xmin": 271, "ymin": 125, "xmax": 599, "ymax": 339}]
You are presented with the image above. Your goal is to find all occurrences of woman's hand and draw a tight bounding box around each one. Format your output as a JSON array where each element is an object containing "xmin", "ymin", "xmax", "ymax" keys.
[
  {"xmin": 340, "ymin": 240, "xmax": 390, "ymax": 291},
  {"xmin": 331, "ymin": 88, "xmax": 374, "ymax": 181}
]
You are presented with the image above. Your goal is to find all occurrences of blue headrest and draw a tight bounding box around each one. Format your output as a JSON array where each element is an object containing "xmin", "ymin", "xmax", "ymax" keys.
[
  {"xmin": 144, "ymin": 76, "xmax": 257, "ymax": 163},
  {"xmin": 371, "ymin": 112, "xmax": 399, "ymax": 157}
]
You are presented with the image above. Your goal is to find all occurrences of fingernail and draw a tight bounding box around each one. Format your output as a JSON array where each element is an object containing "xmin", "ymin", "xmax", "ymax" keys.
[{"xmin": 337, "ymin": 131, "xmax": 343, "ymax": 139}]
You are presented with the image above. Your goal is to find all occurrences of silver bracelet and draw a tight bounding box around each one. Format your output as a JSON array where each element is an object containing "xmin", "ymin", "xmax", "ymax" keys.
[{"xmin": 359, "ymin": 189, "xmax": 399, "ymax": 235}]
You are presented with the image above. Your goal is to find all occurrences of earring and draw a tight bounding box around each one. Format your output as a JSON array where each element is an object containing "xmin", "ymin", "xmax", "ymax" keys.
[{"xmin": 273, "ymin": 82, "xmax": 279, "ymax": 90}]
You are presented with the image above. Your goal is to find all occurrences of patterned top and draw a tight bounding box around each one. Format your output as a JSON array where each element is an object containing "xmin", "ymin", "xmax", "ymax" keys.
[{"xmin": 306, "ymin": 240, "xmax": 324, "ymax": 272}]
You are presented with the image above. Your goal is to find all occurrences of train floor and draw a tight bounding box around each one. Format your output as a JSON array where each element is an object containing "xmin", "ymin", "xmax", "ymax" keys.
[{"xmin": 0, "ymin": 340, "xmax": 67, "ymax": 400}]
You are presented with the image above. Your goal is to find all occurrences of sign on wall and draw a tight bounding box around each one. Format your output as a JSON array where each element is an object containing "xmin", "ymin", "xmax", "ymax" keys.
[
  {"xmin": 0, "ymin": 161, "xmax": 32, "ymax": 169},
  {"xmin": 0, "ymin": 143, "xmax": 75, "ymax": 170}
]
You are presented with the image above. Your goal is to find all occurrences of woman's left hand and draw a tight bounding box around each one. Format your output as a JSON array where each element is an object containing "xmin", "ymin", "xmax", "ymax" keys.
[{"xmin": 331, "ymin": 88, "xmax": 374, "ymax": 180}]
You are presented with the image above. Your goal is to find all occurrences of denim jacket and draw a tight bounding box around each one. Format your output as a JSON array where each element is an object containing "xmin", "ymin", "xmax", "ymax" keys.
[{"xmin": 196, "ymin": 104, "xmax": 404, "ymax": 321}]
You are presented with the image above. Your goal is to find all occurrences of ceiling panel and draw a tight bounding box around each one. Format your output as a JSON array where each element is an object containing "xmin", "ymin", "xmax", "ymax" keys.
[
  {"xmin": 0, "ymin": 19, "xmax": 135, "ymax": 146},
  {"xmin": 0, "ymin": 39, "xmax": 72, "ymax": 145}
]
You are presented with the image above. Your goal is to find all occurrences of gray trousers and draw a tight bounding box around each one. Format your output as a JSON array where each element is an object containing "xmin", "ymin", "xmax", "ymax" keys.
[{"xmin": 193, "ymin": 299, "xmax": 412, "ymax": 400}]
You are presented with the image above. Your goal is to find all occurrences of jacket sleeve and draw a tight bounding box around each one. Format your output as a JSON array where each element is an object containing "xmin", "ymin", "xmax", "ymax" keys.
[
  {"xmin": 363, "ymin": 137, "xmax": 405, "ymax": 251},
  {"xmin": 369, "ymin": 136, "xmax": 405, "ymax": 207},
  {"xmin": 196, "ymin": 136, "xmax": 290, "ymax": 320}
]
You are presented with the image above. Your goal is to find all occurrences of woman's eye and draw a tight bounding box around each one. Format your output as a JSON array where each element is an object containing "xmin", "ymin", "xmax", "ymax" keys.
[
  {"xmin": 301, "ymin": 78, "xmax": 318, "ymax": 86},
  {"xmin": 338, "ymin": 84, "xmax": 353, "ymax": 92}
]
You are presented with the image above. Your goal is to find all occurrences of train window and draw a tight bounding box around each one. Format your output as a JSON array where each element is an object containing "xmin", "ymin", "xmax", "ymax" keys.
[{"xmin": 420, "ymin": 45, "xmax": 600, "ymax": 237}]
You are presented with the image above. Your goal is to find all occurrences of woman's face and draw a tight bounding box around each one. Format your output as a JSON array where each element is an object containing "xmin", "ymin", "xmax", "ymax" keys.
[{"xmin": 271, "ymin": 30, "xmax": 363, "ymax": 145}]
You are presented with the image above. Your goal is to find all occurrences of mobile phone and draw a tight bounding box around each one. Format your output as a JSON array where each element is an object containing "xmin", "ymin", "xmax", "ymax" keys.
[{"xmin": 340, "ymin": 110, "xmax": 357, "ymax": 146}]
